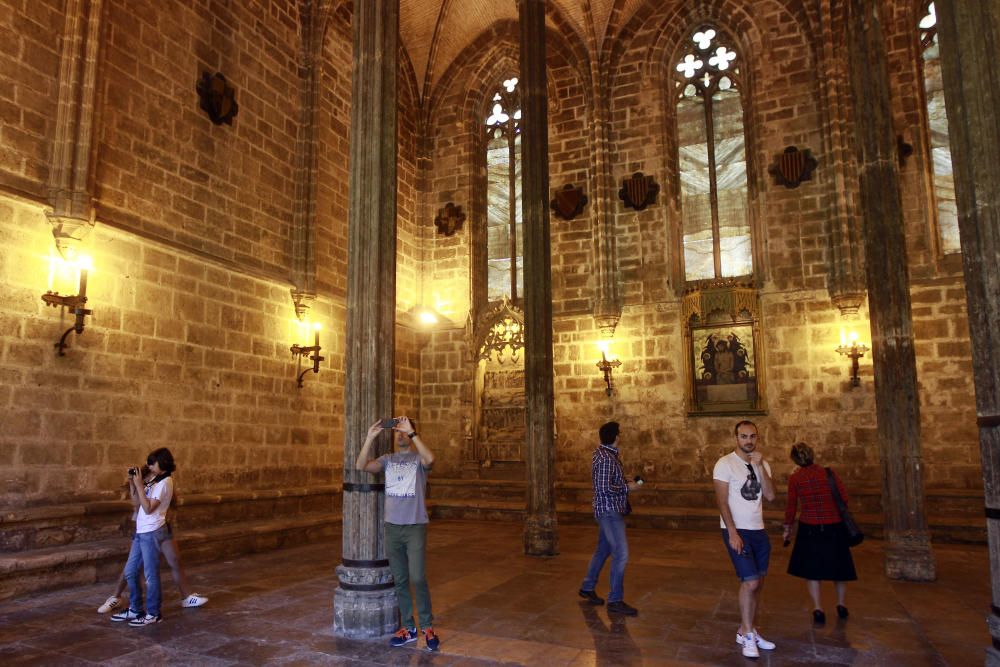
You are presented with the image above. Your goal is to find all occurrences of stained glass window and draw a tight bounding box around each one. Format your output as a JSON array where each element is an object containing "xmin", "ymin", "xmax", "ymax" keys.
[
  {"xmin": 485, "ymin": 78, "xmax": 523, "ymax": 301},
  {"xmin": 919, "ymin": 2, "xmax": 960, "ymax": 254},
  {"xmin": 674, "ymin": 27, "xmax": 752, "ymax": 282}
]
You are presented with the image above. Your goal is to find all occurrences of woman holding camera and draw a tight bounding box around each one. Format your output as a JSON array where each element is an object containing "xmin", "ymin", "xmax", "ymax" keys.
[
  {"xmin": 782, "ymin": 442, "xmax": 857, "ymax": 624},
  {"xmin": 99, "ymin": 463, "xmax": 207, "ymax": 615},
  {"xmin": 109, "ymin": 448, "xmax": 175, "ymax": 626}
]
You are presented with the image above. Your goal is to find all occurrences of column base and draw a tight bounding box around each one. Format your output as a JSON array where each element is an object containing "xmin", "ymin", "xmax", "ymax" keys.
[
  {"xmin": 332, "ymin": 586, "xmax": 398, "ymax": 639},
  {"xmin": 524, "ymin": 513, "xmax": 559, "ymax": 556},
  {"xmin": 884, "ymin": 530, "xmax": 936, "ymax": 581}
]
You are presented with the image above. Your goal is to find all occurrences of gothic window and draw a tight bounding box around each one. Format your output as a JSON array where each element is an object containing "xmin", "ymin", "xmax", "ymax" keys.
[
  {"xmin": 919, "ymin": 2, "xmax": 960, "ymax": 254},
  {"xmin": 673, "ymin": 27, "xmax": 752, "ymax": 283},
  {"xmin": 484, "ymin": 77, "xmax": 523, "ymax": 302}
]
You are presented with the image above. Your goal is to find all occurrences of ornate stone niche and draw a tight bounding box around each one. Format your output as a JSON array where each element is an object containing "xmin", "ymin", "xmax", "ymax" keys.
[
  {"xmin": 463, "ymin": 297, "xmax": 526, "ymax": 478},
  {"xmin": 682, "ymin": 281, "xmax": 767, "ymax": 416}
]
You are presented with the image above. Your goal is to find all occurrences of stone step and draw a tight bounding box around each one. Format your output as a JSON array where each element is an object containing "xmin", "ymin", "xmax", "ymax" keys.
[
  {"xmin": 1, "ymin": 485, "xmax": 342, "ymax": 553},
  {"xmin": 425, "ymin": 497, "xmax": 986, "ymax": 544},
  {"xmin": 0, "ymin": 511, "xmax": 341, "ymax": 602},
  {"xmin": 427, "ymin": 478, "xmax": 985, "ymax": 520}
]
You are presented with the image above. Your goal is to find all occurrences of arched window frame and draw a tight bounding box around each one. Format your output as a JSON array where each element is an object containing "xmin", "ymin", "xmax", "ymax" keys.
[
  {"xmin": 665, "ymin": 21, "xmax": 763, "ymax": 287},
  {"xmin": 915, "ymin": 0, "xmax": 960, "ymax": 256},
  {"xmin": 472, "ymin": 73, "xmax": 524, "ymax": 316}
]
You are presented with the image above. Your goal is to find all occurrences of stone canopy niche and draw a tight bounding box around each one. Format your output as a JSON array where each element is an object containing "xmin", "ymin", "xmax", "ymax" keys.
[{"xmin": 464, "ymin": 297, "xmax": 527, "ymax": 479}]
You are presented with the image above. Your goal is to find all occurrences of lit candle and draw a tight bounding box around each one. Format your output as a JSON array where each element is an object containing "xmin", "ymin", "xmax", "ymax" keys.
[
  {"xmin": 78, "ymin": 268, "xmax": 88, "ymax": 300},
  {"xmin": 313, "ymin": 323, "xmax": 321, "ymax": 348}
]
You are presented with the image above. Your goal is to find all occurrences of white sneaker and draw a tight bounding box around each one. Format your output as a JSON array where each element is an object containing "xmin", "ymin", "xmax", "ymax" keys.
[
  {"xmin": 98, "ymin": 596, "xmax": 123, "ymax": 613},
  {"xmin": 110, "ymin": 608, "xmax": 141, "ymax": 622},
  {"xmin": 181, "ymin": 594, "xmax": 208, "ymax": 608},
  {"xmin": 741, "ymin": 632, "xmax": 760, "ymax": 658},
  {"xmin": 737, "ymin": 629, "xmax": 776, "ymax": 651}
]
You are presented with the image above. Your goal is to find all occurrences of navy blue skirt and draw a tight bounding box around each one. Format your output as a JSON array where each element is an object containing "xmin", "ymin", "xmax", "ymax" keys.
[{"xmin": 787, "ymin": 521, "xmax": 858, "ymax": 582}]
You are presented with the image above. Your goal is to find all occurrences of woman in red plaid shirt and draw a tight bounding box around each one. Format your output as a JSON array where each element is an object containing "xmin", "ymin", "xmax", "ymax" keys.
[{"xmin": 782, "ymin": 442, "xmax": 857, "ymax": 624}]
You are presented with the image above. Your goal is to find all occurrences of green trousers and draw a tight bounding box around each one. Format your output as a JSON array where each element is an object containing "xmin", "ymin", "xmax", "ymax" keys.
[{"xmin": 384, "ymin": 522, "xmax": 433, "ymax": 629}]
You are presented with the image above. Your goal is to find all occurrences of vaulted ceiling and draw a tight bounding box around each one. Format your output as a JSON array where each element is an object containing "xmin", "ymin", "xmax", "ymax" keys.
[{"xmin": 399, "ymin": 0, "xmax": 649, "ymax": 101}]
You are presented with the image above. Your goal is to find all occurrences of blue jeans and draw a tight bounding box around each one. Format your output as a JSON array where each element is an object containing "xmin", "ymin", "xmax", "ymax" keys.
[
  {"xmin": 581, "ymin": 513, "xmax": 629, "ymax": 603},
  {"xmin": 124, "ymin": 526, "xmax": 167, "ymax": 617}
]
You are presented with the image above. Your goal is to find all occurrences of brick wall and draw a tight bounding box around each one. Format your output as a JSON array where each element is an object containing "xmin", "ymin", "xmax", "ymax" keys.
[
  {"xmin": 0, "ymin": 199, "xmax": 345, "ymax": 508},
  {"xmin": 411, "ymin": 0, "xmax": 980, "ymax": 492}
]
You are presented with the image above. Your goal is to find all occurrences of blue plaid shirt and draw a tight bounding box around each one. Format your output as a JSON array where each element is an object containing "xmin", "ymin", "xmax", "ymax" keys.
[{"xmin": 592, "ymin": 443, "xmax": 631, "ymax": 517}]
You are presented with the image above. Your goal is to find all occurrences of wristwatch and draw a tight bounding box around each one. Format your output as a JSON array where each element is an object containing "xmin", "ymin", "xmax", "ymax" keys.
[{"xmin": 407, "ymin": 431, "xmax": 418, "ymax": 438}]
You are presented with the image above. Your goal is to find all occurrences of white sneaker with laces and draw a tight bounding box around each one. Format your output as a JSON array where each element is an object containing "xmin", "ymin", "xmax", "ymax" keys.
[
  {"xmin": 128, "ymin": 613, "xmax": 162, "ymax": 627},
  {"xmin": 98, "ymin": 596, "xmax": 123, "ymax": 613},
  {"xmin": 741, "ymin": 632, "xmax": 760, "ymax": 658},
  {"xmin": 737, "ymin": 629, "xmax": 776, "ymax": 650},
  {"xmin": 181, "ymin": 594, "xmax": 208, "ymax": 608},
  {"xmin": 110, "ymin": 608, "xmax": 141, "ymax": 622}
]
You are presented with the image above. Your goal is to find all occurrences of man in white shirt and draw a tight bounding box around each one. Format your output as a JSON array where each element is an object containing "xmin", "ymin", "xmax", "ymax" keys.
[{"xmin": 713, "ymin": 421, "xmax": 776, "ymax": 658}]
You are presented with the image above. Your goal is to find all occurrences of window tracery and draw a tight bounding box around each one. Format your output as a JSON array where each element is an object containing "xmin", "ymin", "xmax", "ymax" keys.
[{"xmin": 673, "ymin": 26, "xmax": 752, "ymax": 283}]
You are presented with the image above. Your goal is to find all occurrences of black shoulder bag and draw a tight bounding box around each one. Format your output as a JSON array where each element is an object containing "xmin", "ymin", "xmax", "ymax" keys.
[{"xmin": 825, "ymin": 467, "xmax": 864, "ymax": 547}]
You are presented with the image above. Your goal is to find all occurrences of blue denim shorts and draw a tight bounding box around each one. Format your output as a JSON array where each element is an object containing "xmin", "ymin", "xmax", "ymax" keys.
[{"xmin": 722, "ymin": 528, "xmax": 771, "ymax": 581}]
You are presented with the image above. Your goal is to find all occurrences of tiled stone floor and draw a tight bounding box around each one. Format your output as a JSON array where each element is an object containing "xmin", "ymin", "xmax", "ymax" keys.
[{"xmin": 0, "ymin": 520, "xmax": 990, "ymax": 666}]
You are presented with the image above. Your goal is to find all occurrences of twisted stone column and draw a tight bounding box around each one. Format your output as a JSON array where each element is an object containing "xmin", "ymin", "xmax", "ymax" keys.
[
  {"xmin": 518, "ymin": 0, "xmax": 558, "ymax": 556},
  {"xmin": 333, "ymin": 0, "xmax": 399, "ymax": 637},
  {"xmin": 846, "ymin": 0, "xmax": 934, "ymax": 581},
  {"xmin": 934, "ymin": 1, "xmax": 1000, "ymax": 660}
]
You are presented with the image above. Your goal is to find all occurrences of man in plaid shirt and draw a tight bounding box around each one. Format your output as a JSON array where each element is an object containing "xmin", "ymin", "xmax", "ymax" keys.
[{"xmin": 578, "ymin": 421, "xmax": 643, "ymax": 616}]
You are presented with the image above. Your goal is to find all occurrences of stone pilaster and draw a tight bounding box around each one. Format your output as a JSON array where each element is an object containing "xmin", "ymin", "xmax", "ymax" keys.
[
  {"xmin": 817, "ymin": 0, "xmax": 866, "ymax": 317},
  {"xmin": 934, "ymin": 1, "xmax": 1000, "ymax": 660},
  {"xmin": 846, "ymin": 0, "xmax": 934, "ymax": 581},
  {"xmin": 289, "ymin": 0, "xmax": 327, "ymax": 316},
  {"xmin": 46, "ymin": 0, "xmax": 106, "ymax": 259},
  {"xmin": 333, "ymin": 0, "xmax": 400, "ymax": 637},
  {"xmin": 518, "ymin": 0, "xmax": 558, "ymax": 556}
]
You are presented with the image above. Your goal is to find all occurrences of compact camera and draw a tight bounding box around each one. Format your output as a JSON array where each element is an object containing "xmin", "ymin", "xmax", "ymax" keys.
[{"xmin": 128, "ymin": 467, "xmax": 139, "ymax": 477}]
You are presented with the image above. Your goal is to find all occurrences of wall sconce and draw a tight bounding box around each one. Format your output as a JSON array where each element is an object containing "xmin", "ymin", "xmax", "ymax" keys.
[
  {"xmin": 41, "ymin": 255, "xmax": 92, "ymax": 356},
  {"xmin": 596, "ymin": 341, "xmax": 621, "ymax": 397},
  {"xmin": 290, "ymin": 323, "xmax": 324, "ymax": 388},
  {"xmin": 836, "ymin": 331, "xmax": 869, "ymax": 388}
]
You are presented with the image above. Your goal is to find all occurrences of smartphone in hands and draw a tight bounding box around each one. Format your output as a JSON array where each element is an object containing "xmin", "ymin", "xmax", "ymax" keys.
[{"xmin": 381, "ymin": 418, "xmax": 399, "ymax": 429}]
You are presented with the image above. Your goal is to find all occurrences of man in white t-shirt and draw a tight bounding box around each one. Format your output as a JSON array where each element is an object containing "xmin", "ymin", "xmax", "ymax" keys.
[{"xmin": 713, "ymin": 420, "xmax": 776, "ymax": 659}]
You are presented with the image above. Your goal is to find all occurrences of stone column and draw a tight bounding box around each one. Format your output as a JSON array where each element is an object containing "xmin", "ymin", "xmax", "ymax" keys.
[
  {"xmin": 934, "ymin": 1, "xmax": 1000, "ymax": 660},
  {"xmin": 47, "ymin": 0, "xmax": 106, "ymax": 259},
  {"xmin": 518, "ymin": 0, "xmax": 558, "ymax": 556},
  {"xmin": 333, "ymin": 0, "xmax": 399, "ymax": 637},
  {"xmin": 846, "ymin": 0, "xmax": 934, "ymax": 581}
]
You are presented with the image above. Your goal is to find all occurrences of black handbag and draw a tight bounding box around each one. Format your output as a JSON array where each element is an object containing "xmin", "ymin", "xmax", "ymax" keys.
[{"xmin": 825, "ymin": 467, "xmax": 864, "ymax": 547}]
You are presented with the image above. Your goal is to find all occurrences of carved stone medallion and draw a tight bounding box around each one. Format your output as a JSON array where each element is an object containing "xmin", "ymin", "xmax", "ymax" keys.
[
  {"xmin": 768, "ymin": 146, "xmax": 817, "ymax": 188},
  {"xmin": 434, "ymin": 202, "xmax": 466, "ymax": 237},
  {"xmin": 550, "ymin": 184, "xmax": 588, "ymax": 220},
  {"xmin": 618, "ymin": 172, "xmax": 659, "ymax": 211},
  {"xmin": 197, "ymin": 72, "xmax": 239, "ymax": 126}
]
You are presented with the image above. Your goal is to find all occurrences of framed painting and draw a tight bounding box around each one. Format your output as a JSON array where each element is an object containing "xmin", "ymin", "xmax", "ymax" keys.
[{"xmin": 682, "ymin": 284, "xmax": 767, "ymax": 416}]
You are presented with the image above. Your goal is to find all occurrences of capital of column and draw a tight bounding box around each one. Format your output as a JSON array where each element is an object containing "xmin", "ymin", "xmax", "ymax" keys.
[{"xmin": 45, "ymin": 190, "xmax": 95, "ymax": 260}]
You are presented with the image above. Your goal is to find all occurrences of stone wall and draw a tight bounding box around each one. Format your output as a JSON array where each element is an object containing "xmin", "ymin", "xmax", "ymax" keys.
[
  {"xmin": 0, "ymin": 0, "xmax": 426, "ymax": 510},
  {"xmin": 411, "ymin": 0, "xmax": 980, "ymax": 492}
]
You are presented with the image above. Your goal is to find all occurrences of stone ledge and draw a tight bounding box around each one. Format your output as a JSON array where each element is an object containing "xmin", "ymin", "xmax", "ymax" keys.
[{"xmin": 0, "ymin": 511, "xmax": 342, "ymax": 601}]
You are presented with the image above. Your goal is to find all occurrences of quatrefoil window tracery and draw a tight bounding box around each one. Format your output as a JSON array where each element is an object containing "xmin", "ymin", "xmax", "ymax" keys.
[{"xmin": 674, "ymin": 25, "xmax": 741, "ymax": 97}]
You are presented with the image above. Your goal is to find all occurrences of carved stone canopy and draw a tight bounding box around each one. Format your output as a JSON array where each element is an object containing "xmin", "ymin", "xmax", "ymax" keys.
[
  {"xmin": 468, "ymin": 296, "xmax": 524, "ymax": 363},
  {"xmin": 768, "ymin": 146, "xmax": 817, "ymax": 189},
  {"xmin": 682, "ymin": 279, "xmax": 758, "ymax": 324},
  {"xmin": 434, "ymin": 202, "xmax": 466, "ymax": 236},
  {"xmin": 618, "ymin": 172, "xmax": 659, "ymax": 211}
]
